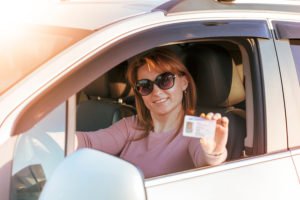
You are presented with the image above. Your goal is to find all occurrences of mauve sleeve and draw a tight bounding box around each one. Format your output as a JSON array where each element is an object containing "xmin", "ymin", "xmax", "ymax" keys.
[
  {"xmin": 76, "ymin": 117, "xmax": 133, "ymax": 155},
  {"xmin": 188, "ymin": 139, "xmax": 227, "ymax": 167}
]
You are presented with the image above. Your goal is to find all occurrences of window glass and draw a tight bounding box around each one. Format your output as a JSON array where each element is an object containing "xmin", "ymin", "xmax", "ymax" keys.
[
  {"xmin": 11, "ymin": 103, "xmax": 66, "ymax": 200},
  {"xmin": 289, "ymin": 40, "xmax": 300, "ymax": 84}
]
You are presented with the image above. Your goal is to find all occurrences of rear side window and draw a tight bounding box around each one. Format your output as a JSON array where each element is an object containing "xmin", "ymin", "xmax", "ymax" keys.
[{"xmin": 289, "ymin": 40, "xmax": 300, "ymax": 84}]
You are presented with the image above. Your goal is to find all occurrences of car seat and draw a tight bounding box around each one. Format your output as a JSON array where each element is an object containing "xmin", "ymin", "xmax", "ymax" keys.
[
  {"xmin": 184, "ymin": 44, "xmax": 246, "ymax": 161},
  {"xmin": 76, "ymin": 62, "xmax": 136, "ymax": 131}
]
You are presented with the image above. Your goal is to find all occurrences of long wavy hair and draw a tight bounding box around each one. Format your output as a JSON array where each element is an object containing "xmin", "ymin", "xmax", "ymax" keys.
[{"xmin": 127, "ymin": 47, "xmax": 197, "ymax": 138}]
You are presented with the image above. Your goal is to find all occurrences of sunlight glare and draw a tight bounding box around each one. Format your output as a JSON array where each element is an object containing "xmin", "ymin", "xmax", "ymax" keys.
[{"xmin": 0, "ymin": 0, "xmax": 53, "ymax": 37}]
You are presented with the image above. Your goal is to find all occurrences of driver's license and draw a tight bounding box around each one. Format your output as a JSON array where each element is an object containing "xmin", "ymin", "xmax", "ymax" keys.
[{"xmin": 183, "ymin": 115, "xmax": 216, "ymax": 139}]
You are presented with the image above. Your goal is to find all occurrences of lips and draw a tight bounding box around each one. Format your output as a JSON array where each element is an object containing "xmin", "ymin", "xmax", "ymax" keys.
[{"xmin": 152, "ymin": 97, "xmax": 168, "ymax": 104}]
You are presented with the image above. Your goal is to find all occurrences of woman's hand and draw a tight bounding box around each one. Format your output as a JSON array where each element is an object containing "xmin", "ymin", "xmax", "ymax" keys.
[{"xmin": 199, "ymin": 112, "xmax": 229, "ymax": 155}]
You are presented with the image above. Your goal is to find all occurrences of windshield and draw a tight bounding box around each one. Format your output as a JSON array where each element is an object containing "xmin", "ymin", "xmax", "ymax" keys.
[{"xmin": 0, "ymin": 25, "xmax": 92, "ymax": 95}]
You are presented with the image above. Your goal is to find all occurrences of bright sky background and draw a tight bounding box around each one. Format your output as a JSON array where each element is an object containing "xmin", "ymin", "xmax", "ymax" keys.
[{"xmin": 0, "ymin": 0, "xmax": 54, "ymax": 25}]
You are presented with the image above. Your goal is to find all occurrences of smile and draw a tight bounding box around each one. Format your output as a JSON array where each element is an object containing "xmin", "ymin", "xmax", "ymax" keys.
[{"xmin": 153, "ymin": 98, "xmax": 168, "ymax": 104}]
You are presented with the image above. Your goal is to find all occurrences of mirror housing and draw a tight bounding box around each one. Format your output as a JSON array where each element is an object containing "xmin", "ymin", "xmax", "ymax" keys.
[{"xmin": 39, "ymin": 148, "xmax": 146, "ymax": 200}]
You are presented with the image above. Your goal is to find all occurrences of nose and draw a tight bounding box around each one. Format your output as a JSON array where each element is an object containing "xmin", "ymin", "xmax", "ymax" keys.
[{"xmin": 151, "ymin": 84, "xmax": 163, "ymax": 96}]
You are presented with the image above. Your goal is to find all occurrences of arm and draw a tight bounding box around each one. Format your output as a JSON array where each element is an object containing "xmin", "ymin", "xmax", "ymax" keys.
[{"xmin": 75, "ymin": 117, "xmax": 133, "ymax": 155}]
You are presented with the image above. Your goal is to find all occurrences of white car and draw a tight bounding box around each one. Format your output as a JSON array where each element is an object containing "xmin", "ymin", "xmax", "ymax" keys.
[{"xmin": 1, "ymin": 0, "xmax": 300, "ymax": 200}]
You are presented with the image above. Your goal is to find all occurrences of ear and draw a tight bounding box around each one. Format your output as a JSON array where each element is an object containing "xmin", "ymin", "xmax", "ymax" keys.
[{"xmin": 180, "ymin": 75, "xmax": 189, "ymax": 91}]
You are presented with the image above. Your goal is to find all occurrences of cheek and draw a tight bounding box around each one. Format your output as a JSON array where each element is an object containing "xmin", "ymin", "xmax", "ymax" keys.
[
  {"xmin": 172, "ymin": 88, "xmax": 184, "ymax": 101},
  {"xmin": 168, "ymin": 82, "xmax": 184, "ymax": 98}
]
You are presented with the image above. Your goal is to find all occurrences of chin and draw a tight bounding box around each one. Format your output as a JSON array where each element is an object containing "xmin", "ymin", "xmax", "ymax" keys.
[{"xmin": 152, "ymin": 107, "xmax": 175, "ymax": 116}]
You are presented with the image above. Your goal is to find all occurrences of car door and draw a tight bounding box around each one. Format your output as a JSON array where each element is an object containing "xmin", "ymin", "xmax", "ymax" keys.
[
  {"xmin": 3, "ymin": 8, "xmax": 300, "ymax": 200},
  {"xmin": 272, "ymin": 20, "xmax": 300, "ymax": 181}
]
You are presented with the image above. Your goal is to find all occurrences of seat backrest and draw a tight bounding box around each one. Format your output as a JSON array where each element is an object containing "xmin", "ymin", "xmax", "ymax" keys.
[
  {"xmin": 76, "ymin": 63, "xmax": 136, "ymax": 132},
  {"xmin": 184, "ymin": 44, "xmax": 246, "ymax": 160},
  {"xmin": 76, "ymin": 99, "xmax": 135, "ymax": 131}
]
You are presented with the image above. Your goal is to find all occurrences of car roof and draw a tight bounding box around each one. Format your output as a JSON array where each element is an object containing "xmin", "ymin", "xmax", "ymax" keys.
[
  {"xmin": 30, "ymin": 0, "xmax": 171, "ymax": 30},
  {"xmin": 26, "ymin": 0, "xmax": 300, "ymax": 31}
]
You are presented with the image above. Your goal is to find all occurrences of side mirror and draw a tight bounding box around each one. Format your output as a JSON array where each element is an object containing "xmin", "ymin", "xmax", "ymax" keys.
[{"xmin": 39, "ymin": 148, "xmax": 146, "ymax": 200}]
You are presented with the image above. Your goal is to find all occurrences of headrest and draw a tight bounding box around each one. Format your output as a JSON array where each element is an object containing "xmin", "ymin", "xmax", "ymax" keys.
[
  {"xmin": 184, "ymin": 44, "xmax": 245, "ymax": 107},
  {"xmin": 83, "ymin": 61, "xmax": 132, "ymax": 99},
  {"xmin": 83, "ymin": 73, "xmax": 110, "ymax": 98},
  {"xmin": 107, "ymin": 61, "xmax": 133, "ymax": 99}
]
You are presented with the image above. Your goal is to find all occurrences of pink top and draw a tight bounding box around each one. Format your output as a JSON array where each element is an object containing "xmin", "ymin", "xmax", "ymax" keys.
[{"xmin": 77, "ymin": 116, "xmax": 227, "ymax": 178}]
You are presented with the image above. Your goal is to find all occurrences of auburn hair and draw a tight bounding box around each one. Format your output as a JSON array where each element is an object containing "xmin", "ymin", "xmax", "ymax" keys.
[{"xmin": 127, "ymin": 47, "xmax": 197, "ymax": 138}]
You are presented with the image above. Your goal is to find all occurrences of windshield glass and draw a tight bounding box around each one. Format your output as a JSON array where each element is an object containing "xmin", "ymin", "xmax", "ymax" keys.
[{"xmin": 0, "ymin": 25, "xmax": 92, "ymax": 95}]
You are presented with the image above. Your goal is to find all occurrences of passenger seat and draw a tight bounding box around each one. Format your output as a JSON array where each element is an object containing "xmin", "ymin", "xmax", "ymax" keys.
[{"xmin": 184, "ymin": 44, "xmax": 246, "ymax": 161}]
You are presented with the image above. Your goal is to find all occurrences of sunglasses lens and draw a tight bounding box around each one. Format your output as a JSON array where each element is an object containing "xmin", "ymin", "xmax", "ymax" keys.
[
  {"xmin": 135, "ymin": 72, "xmax": 176, "ymax": 96},
  {"xmin": 136, "ymin": 80, "xmax": 153, "ymax": 96},
  {"xmin": 157, "ymin": 73, "xmax": 175, "ymax": 90}
]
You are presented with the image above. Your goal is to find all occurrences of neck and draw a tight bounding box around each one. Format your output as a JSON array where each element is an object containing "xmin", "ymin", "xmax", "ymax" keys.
[{"xmin": 151, "ymin": 106, "xmax": 184, "ymax": 133}]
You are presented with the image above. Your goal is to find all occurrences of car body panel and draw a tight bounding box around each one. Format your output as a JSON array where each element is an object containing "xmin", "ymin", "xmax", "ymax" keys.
[
  {"xmin": 27, "ymin": 0, "xmax": 170, "ymax": 30},
  {"xmin": 146, "ymin": 152, "xmax": 300, "ymax": 200},
  {"xmin": 0, "ymin": 26, "xmax": 93, "ymax": 96},
  {"xmin": 1, "ymin": 1, "xmax": 300, "ymax": 199},
  {"xmin": 271, "ymin": 20, "xmax": 300, "ymax": 148},
  {"xmin": 0, "ymin": 137, "xmax": 17, "ymax": 200},
  {"xmin": 292, "ymin": 149, "xmax": 300, "ymax": 182},
  {"xmin": 256, "ymin": 37, "xmax": 287, "ymax": 152}
]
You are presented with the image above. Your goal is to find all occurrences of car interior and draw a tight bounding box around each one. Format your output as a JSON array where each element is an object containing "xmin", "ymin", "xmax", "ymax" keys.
[
  {"xmin": 75, "ymin": 40, "xmax": 249, "ymax": 162},
  {"xmin": 76, "ymin": 61, "xmax": 136, "ymax": 132}
]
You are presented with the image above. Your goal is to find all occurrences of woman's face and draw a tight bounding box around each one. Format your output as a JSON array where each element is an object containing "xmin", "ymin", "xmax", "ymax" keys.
[{"xmin": 137, "ymin": 64, "xmax": 188, "ymax": 117}]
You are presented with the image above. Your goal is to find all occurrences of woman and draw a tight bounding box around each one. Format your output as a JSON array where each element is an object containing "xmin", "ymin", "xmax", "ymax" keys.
[{"xmin": 76, "ymin": 48, "xmax": 228, "ymax": 178}]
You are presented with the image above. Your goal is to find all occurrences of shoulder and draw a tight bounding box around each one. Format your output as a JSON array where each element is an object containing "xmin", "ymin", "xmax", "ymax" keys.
[
  {"xmin": 119, "ymin": 115, "xmax": 142, "ymax": 138},
  {"xmin": 122, "ymin": 115, "xmax": 138, "ymax": 127}
]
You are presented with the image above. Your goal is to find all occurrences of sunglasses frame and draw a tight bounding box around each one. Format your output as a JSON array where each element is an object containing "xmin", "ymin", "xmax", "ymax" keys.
[{"xmin": 134, "ymin": 72, "xmax": 177, "ymax": 96}]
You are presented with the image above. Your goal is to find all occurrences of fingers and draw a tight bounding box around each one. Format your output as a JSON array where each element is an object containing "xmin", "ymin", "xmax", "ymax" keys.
[
  {"xmin": 200, "ymin": 112, "xmax": 229, "ymax": 128},
  {"xmin": 200, "ymin": 112, "xmax": 214, "ymax": 120},
  {"xmin": 221, "ymin": 116, "xmax": 229, "ymax": 128},
  {"xmin": 213, "ymin": 113, "xmax": 222, "ymax": 120},
  {"xmin": 200, "ymin": 112, "xmax": 221, "ymax": 120}
]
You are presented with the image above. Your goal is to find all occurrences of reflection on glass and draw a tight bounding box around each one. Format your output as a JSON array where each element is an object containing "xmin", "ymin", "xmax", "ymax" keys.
[{"xmin": 11, "ymin": 103, "xmax": 66, "ymax": 200}]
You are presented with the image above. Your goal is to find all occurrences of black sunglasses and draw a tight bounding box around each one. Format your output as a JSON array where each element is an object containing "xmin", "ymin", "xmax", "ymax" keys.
[{"xmin": 135, "ymin": 72, "xmax": 176, "ymax": 96}]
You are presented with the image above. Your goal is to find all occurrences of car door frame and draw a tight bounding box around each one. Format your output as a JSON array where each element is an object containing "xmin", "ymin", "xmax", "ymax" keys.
[
  {"xmin": 271, "ymin": 19, "xmax": 300, "ymax": 182},
  {"xmin": 271, "ymin": 20, "xmax": 300, "ymax": 149}
]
